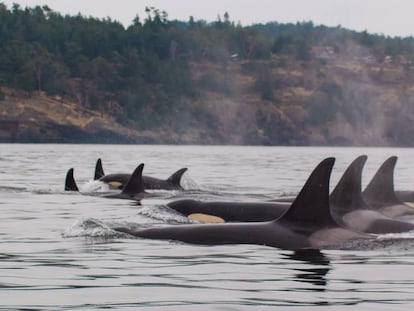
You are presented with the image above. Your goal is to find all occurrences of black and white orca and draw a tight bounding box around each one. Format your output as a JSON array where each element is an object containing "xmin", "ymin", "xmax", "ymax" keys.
[
  {"xmin": 166, "ymin": 199, "xmax": 289, "ymax": 222},
  {"xmin": 65, "ymin": 163, "xmax": 152, "ymax": 201},
  {"xmin": 94, "ymin": 158, "xmax": 187, "ymax": 190}
]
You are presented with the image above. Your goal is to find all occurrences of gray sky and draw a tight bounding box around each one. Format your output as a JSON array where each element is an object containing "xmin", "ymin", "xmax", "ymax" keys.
[{"xmin": 3, "ymin": 0, "xmax": 414, "ymax": 37}]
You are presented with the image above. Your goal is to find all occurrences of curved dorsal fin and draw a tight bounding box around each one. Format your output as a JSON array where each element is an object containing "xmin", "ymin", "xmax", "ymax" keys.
[
  {"xmin": 122, "ymin": 163, "xmax": 145, "ymax": 196},
  {"xmin": 94, "ymin": 158, "xmax": 105, "ymax": 180},
  {"xmin": 65, "ymin": 168, "xmax": 79, "ymax": 191},
  {"xmin": 362, "ymin": 156, "xmax": 402, "ymax": 207},
  {"xmin": 330, "ymin": 155, "xmax": 368, "ymax": 215},
  {"xmin": 166, "ymin": 168, "xmax": 188, "ymax": 186},
  {"xmin": 278, "ymin": 157, "xmax": 336, "ymax": 227}
]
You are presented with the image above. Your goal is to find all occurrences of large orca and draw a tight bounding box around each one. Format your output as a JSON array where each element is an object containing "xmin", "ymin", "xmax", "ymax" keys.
[
  {"xmin": 166, "ymin": 199, "xmax": 289, "ymax": 222},
  {"xmin": 362, "ymin": 156, "xmax": 414, "ymax": 220},
  {"xmin": 330, "ymin": 155, "xmax": 414, "ymax": 234},
  {"xmin": 113, "ymin": 158, "xmax": 372, "ymax": 250},
  {"xmin": 94, "ymin": 158, "xmax": 188, "ymax": 190},
  {"xmin": 167, "ymin": 156, "xmax": 414, "ymax": 233},
  {"xmin": 65, "ymin": 163, "xmax": 152, "ymax": 201}
]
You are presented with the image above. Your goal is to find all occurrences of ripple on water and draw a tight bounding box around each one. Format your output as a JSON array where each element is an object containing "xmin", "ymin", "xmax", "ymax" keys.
[{"xmin": 2, "ymin": 145, "xmax": 414, "ymax": 310}]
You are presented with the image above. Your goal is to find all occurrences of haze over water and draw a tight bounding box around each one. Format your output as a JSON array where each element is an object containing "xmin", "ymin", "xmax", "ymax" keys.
[{"xmin": 1, "ymin": 144, "xmax": 414, "ymax": 310}]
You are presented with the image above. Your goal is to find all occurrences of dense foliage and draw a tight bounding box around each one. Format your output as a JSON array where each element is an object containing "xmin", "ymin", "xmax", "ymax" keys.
[{"xmin": 1, "ymin": 3, "xmax": 414, "ymax": 133}]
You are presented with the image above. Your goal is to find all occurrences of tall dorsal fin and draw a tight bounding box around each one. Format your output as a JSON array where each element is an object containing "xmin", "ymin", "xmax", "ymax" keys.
[
  {"xmin": 278, "ymin": 157, "xmax": 336, "ymax": 227},
  {"xmin": 330, "ymin": 155, "xmax": 369, "ymax": 215},
  {"xmin": 94, "ymin": 158, "xmax": 105, "ymax": 180},
  {"xmin": 166, "ymin": 168, "xmax": 188, "ymax": 186},
  {"xmin": 65, "ymin": 168, "xmax": 79, "ymax": 191},
  {"xmin": 122, "ymin": 163, "xmax": 145, "ymax": 196},
  {"xmin": 362, "ymin": 156, "xmax": 402, "ymax": 207}
]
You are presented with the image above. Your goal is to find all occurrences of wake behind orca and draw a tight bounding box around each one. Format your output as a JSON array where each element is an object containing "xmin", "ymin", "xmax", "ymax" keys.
[
  {"xmin": 113, "ymin": 158, "xmax": 373, "ymax": 250},
  {"xmin": 94, "ymin": 158, "xmax": 188, "ymax": 190}
]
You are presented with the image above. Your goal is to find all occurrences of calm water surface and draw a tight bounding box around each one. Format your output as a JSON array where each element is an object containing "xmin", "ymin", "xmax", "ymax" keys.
[{"xmin": 1, "ymin": 144, "xmax": 414, "ymax": 310}]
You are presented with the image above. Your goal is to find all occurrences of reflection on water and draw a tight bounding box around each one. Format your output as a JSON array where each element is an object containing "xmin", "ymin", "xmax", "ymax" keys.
[
  {"xmin": 286, "ymin": 249, "xmax": 330, "ymax": 290},
  {"xmin": 1, "ymin": 144, "xmax": 414, "ymax": 310}
]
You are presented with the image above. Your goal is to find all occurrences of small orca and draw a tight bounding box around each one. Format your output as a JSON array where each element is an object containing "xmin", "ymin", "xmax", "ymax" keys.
[
  {"xmin": 113, "ymin": 158, "xmax": 372, "ymax": 250},
  {"xmin": 65, "ymin": 163, "xmax": 152, "ymax": 201},
  {"xmin": 65, "ymin": 168, "xmax": 79, "ymax": 192},
  {"xmin": 94, "ymin": 158, "xmax": 188, "ymax": 190},
  {"xmin": 330, "ymin": 155, "xmax": 414, "ymax": 234},
  {"xmin": 166, "ymin": 199, "xmax": 289, "ymax": 222},
  {"xmin": 362, "ymin": 156, "xmax": 414, "ymax": 220}
]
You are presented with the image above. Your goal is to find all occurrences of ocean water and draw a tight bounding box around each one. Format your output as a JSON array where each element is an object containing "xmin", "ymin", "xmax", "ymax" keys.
[{"xmin": 1, "ymin": 144, "xmax": 414, "ymax": 310}]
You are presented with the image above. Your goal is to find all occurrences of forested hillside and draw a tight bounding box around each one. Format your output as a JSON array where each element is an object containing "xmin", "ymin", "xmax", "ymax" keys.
[{"xmin": 2, "ymin": 3, "xmax": 414, "ymax": 145}]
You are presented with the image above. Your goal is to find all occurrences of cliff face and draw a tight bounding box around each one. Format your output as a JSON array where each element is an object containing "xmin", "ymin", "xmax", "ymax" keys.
[
  {"xmin": 179, "ymin": 53, "xmax": 414, "ymax": 146},
  {"xmin": 0, "ymin": 89, "xmax": 152, "ymax": 143},
  {"xmin": 1, "ymin": 52, "xmax": 414, "ymax": 146}
]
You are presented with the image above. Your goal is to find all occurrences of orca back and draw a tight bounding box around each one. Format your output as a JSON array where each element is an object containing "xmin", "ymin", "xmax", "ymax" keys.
[
  {"xmin": 121, "ymin": 163, "xmax": 146, "ymax": 196},
  {"xmin": 166, "ymin": 168, "xmax": 188, "ymax": 186},
  {"xmin": 363, "ymin": 156, "xmax": 402, "ymax": 208},
  {"xmin": 330, "ymin": 155, "xmax": 369, "ymax": 216}
]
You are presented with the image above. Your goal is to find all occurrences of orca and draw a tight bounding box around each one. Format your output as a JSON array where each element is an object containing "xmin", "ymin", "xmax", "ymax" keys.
[
  {"xmin": 166, "ymin": 156, "xmax": 414, "ymax": 233},
  {"xmin": 330, "ymin": 155, "xmax": 414, "ymax": 234},
  {"xmin": 65, "ymin": 163, "xmax": 152, "ymax": 201},
  {"xmin": 94, "ymin": 158, "xmax": 188, "ymax": 190},
  {"xmin": 362, "ymin": 156, "xmax": 414, "ymax": 220},
  {"xmin": 94, "ymin": 158, "xmax": 105, "ymax": 180},
  {"xmin": 113, "ymin": 158, "xmax": 372, "ymax": 250},
  {"xmin": 65, "ymin": 168, "xmax": 79, "ymax": 192},
  {"xmin": 166, "ymin": 199, "xmax": 289, "ymax": 222}
]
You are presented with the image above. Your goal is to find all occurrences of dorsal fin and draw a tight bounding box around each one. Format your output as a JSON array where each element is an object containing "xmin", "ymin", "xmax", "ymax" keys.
[
  {"xmin": 65, "ymin": 168, "xmax": 79, "ymax": 191},
  {"xmin": 121, "ymin": 163, "xmax": 145, "ymax": 196},
  {"xmin": 278, "ymin": 157, "xmax": 336, "ymax": 227},
  {"xmin": 362, "ymin": 156, "xmax": 402, "ymax": 207},
  {"xmin": 94, "ymin": 158, "xmax": 105, "ymax": 180},
  {"xmin": 330, "ymin": 155, "xmax": 369, "ymax": 215},
  {"xmin": 166, "ymin": 168, "xmax": 188, "ymax": 186}
]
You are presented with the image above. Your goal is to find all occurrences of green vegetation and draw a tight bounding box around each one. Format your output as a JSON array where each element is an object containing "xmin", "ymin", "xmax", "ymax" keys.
[{"xmin": 2, "ymin": 3, "xmax": 414, "ymax": 145}]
